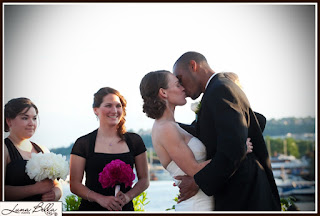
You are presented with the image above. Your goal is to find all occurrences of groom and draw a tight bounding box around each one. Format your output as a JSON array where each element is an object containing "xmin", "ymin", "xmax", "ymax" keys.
[{"xmin": 173, "ymin": 51, "xmax": 281, "ymax": 210}]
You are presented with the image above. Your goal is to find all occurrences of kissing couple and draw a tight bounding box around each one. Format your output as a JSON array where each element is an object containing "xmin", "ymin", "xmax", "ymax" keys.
[{"xmin": 139, "ymin": 51, "xmax": 281, "ymax": 211}]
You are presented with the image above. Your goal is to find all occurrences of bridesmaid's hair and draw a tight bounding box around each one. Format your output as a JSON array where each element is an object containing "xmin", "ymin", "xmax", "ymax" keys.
[
  {"xmin": 140, "ymin": 70, "xmax": 170, "ymax": 119},
  {"xmin": 93, "ymin": 87, "xmax": 127, "ymax": 138},
  {"xmin": 223, "ymin": 72, "xmax": 239, "ymax": 83},
  {"xmin": 223, "ymin": 72, "xmax": 242, "ymax": 89},
  {"xmin": 4, "ymin": 97, "xmax": 38, "ymax": 132}
]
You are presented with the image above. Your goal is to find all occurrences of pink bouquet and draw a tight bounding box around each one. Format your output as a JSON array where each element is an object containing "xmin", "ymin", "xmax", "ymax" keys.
[{"xmin": 98, "ymin": 159, "xmax": 135, "ymax": 196}]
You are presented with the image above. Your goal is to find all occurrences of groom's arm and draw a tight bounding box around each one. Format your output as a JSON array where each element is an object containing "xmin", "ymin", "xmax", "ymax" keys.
[{"xmin": 194, "ymin": 84, "xmax": 249, "ymax": 196}]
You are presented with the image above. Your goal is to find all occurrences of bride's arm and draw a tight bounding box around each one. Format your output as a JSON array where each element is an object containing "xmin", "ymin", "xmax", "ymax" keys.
[{"xmin": 156, "ymin": 123, "xmax": 210, "ymax": 177}]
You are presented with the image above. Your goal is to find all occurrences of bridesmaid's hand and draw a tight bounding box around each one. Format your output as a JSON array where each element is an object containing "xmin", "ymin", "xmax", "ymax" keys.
[
  {"xmin": 115, "ymin": 191, "xmax": 130, "ymax": 205},
  {"xmin": 96, "ymin": 195, "xmax": 124, "ymax": 211},
  {"xmin": 41, "ymin": 189, "xmax": 55, "ymax": 201},
  {"xmin": 174, "ymin": 175, "xmax": 199, "ymax": 203},
  {"xmin": 35, "ymin": 179, "xmax": 54, "ymax": 195}
]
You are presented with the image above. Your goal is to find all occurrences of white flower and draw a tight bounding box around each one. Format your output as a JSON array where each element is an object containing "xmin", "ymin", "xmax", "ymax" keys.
[
  {"xmin": 26, "ymin": 152, "xmax": 69, "ymax": 182},
  {"xmin": 191, "ymin": 101, "xmax": 201, "ymax": 114}
]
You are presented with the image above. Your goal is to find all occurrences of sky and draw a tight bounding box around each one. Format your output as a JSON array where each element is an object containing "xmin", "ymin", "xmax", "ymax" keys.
[{"xmin": 3, "ymin": 3, "xmax": 317, "ymax": 149}]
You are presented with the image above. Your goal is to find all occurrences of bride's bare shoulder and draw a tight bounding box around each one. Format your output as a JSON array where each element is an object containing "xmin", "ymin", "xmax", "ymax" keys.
[
  {"xmin": 153, "ymin": 120, "xmax": 177, "ymax": 131},
  {"xmin": 152, "ymin": 121, "xmax": 180, "ymax": 139}
]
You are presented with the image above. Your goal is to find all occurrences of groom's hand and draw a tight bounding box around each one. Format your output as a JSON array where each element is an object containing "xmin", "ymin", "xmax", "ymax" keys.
[{"xmin": 174, "ymin": 175, "xmax": 199, "ymax": 203}]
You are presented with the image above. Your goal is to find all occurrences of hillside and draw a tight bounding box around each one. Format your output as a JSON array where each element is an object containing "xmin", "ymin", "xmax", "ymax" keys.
[{"xmin": 263, "ymin": 116, "xmax": 315, "ymax": 136}]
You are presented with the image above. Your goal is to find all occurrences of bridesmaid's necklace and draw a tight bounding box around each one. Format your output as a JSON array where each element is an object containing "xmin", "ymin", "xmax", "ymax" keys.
[{"xmin": 108, "ymin": 137, "xmax": 120, "ymax": 146}]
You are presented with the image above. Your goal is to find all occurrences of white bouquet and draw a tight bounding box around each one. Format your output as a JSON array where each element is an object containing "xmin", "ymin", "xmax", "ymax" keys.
[{"xmin": 26, "ymin": 152, "xmax": 69, "ymax": 181}]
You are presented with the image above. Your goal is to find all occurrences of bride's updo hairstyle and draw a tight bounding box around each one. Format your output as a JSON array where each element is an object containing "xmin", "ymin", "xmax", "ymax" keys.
[{"xmin": 140, "ymin": 70, "xmax": 171, "ymax": 119}]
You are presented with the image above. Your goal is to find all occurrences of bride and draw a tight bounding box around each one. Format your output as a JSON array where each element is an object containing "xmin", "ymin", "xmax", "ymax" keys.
[{"xmin": 139, "ymin": 70, "xmax": 252, "ymax": 211}]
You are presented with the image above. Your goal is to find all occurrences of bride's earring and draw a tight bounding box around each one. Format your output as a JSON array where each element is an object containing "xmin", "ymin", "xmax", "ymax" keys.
[{"xmin": 94, "ymin": 112, "xmax": 99, "ymax": 121}]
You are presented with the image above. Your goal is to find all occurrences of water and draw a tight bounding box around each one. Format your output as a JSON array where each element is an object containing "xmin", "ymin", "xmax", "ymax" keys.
[
  {"xmin": 60, "ymin": 180, "xmax": 315, "ymax": 212},
  {"xmin": 144, "ymin": 181, "xmax": 179, "ymax": 211},
  {"xmin": 60, "ymin": 180, "xmax": 179, "ymax": 212}
]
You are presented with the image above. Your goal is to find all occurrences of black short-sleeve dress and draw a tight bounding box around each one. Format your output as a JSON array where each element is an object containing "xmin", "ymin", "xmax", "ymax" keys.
[
  {"xmin": 5, "ymin": 138, "xmax": 44, "ymax": 201},
  {"xmin": 71, "ymin": 129, "xmax": 146, "ymax": 211}
]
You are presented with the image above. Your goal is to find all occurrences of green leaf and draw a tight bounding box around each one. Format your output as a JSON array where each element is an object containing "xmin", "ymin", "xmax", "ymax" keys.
[
  {"xmin": 63, "ymin": 194, "xmax": 82, "ymax": 211},
  {"xmin": 133, "ymin": 191, "xmax": 149, "ymax": 211}
]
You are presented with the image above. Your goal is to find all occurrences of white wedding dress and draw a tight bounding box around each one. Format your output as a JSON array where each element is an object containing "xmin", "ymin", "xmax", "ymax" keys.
[{"xmin": 166, "ymin": 137, "xmax": 214, "ymax": 211}]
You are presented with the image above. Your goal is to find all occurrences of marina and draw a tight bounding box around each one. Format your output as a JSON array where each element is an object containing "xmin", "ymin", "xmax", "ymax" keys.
[
  {"xmin": 147, "ymin": 153, "xmax": 316, "ymax": 211},
  {"xmin": 60, "ymin": 153, "xmax": 315, "ymax": 212},
  {"xmin": 61, "ymin": 165, "xmax": 315, "ymax": 212}
]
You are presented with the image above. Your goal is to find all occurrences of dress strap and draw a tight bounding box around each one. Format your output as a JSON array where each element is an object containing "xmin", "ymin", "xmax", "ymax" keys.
[
  {"xmin": 88, "ymin": 129, "xmax": 98, "ymax": 157},
  {"xmin": 31, "ymin": 142, "xmax": 44, "ymax": 153},
  {"xmin": 124, "ymin": 133, "xmax": 134, "ymax": 156},
  {"xmin": 5, "ymin": 138, "xmax": 44, "ymax": 162},
  {"xmin": 5, "ymin": 138, "xmax": 23, "ymax": 161}
]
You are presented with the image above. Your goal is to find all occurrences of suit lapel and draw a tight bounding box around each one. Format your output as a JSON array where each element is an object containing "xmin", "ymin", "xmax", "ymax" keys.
[
  {"xmin": 196, "ymin": 97, "xmax": 203, "ymax": 137},
  {"xmin": 196, "ymin": 73, "xmax": 223, "ymax": 136}
]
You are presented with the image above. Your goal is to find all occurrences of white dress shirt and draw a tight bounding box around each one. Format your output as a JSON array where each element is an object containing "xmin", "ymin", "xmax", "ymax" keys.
[{"xmin": 205, "ymin": 73, "xmax": 218, "ymax": 90}]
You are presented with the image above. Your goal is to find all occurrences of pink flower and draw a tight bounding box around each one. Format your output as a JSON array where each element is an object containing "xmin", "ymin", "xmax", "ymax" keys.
[{"xmin": 98, "ymin": 159, "xmax": 135, "ymax": 189}]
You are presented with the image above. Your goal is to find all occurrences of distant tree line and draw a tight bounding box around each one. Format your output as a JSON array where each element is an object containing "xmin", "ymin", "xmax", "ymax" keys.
[
  {"xmin": 263, "ymin": 116, "xmax": 315, "ymax": 136},
  {"xmin": 266, "ymin": 136, "xmax": 314, "ymax": 159},
  {"xmin": 50, "ymin": 145, "xmax": 73, "ymax": 160},
  {"xmin": 51, "ymin": 117, "xmax": 315, "ymax": 158}
]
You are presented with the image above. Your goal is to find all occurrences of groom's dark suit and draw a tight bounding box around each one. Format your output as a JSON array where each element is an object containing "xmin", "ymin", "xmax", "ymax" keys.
[{"xmin": 194, "ymin": 73, "xmax": 281, "ymax": 210}]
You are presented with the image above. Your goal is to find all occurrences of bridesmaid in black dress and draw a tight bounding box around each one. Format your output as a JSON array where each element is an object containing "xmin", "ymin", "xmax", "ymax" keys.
[
  {"xmin": 70, "ymin": 87, "xmax": 149, "ymax": 211},
  {"xmin": 4, "ymin": 97, "xmax": 62, "ymax": 201}
]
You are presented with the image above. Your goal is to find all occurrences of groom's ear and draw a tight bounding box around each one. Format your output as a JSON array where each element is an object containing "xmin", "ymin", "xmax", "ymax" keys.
[
  {"xmin": 189, "ymin": 60, "xmax": 198, "ymax": 72},
  {"xmin": 158, "ymin": 88, "xmax": 167, "ymax": 99}
]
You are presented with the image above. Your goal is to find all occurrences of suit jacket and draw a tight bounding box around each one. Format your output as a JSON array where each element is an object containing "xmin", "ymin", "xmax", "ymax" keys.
[
  {"xmin": 179, "ymin": 112, "xmax": 266, "ymax": 139},
  {"xmin": 179, "ymin": 121, "xmax": 197, "ymax": 136},
  {"xmin": 254, "ymin": 112, "xmax": 266, "ymax": 133},
  {"xmin": 193, "ymin": 73, "xmax": 280, "ymax": 211}
]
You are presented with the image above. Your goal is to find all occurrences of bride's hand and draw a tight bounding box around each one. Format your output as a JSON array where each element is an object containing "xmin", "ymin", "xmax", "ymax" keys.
[
  {"xmin": 246, "ymin": 138, "xmax": 253, "ymax": 154},
  {"xmin": 174, "ymin": 175, "xmax": 199, "ymax": 203}
]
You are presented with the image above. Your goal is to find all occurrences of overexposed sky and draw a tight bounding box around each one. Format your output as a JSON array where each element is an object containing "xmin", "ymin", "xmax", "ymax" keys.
[{"xmin": 3, "ymin": 3, "xmax": 316, "ymax": 149}]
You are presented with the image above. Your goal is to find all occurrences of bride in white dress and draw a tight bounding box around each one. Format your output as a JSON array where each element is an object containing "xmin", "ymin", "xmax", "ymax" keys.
[
  {"xmin": 166, "ymin": 136, "xmax": 214, "ymax": 211},
  {"xmin": 140, "ymin": 70, "xmax": 251, "ymax": 211}
]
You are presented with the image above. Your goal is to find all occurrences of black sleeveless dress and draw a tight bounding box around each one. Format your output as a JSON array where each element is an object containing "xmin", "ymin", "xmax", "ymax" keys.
[
  {"xmin": 71, "ymin": 129, "xmax": 146, "ymax": 211},
  {"xmin": 5, "ymin": 138, "xmax": 44, "ymax": 201}
]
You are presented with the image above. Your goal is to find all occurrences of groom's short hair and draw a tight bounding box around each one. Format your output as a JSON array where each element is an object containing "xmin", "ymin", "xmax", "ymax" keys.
[{"xmin": 174, "ymin": 51, "xmax": 207, "ymax": 67}]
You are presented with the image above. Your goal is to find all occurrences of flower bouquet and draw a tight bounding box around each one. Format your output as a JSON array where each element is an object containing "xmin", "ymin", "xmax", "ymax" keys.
[
  {"xmin": 98, "ymin": 159, "xmax": 135, "ymax": 196},
  {"xmin": 25, "ymin": 152, "xmax": 69, "ymax": 181}
]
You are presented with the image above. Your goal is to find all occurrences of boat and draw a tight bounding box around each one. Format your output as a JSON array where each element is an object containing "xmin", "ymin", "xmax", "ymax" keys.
[
  {"xmin": 270, "ymin": 154, "xmax": 315, "ymax": 198},
  {"xmin": 275, "ymin": 173, "xmax": 315, "ymax": 197},
  {"xmin": 271, "ymin": 154, "xmax": 310, "ymax": 178}
]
